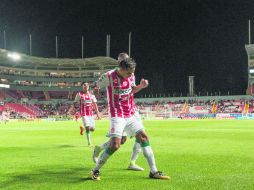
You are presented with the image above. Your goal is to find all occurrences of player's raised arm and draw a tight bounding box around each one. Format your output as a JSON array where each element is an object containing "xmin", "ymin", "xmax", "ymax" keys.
[
  {"xmin": 132, "ymin": 78, "xmax": 149, "ymax": 94},
  {"xmin": 93, "ymin": 73, "xmax": 110, "ymax": 96}
]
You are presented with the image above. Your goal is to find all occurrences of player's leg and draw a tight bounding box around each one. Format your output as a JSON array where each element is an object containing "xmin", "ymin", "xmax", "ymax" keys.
[
  {"xmin": 136, "ymin": 131, "xmax": 169, "ymax": 179},
  {"xmin": 80, "ymin": 126, "xmax": 84, "ymax": 135},
  {"xmin": 93, "ymin": 131, "xmax": 114, "ymax": 163},
  {"xmin": 124, "ymin": 113, "xmax": 143, "ymax": 171},
  {"xmin": 75, "ymin": 113, "xmax": 83, "ymax": 135},
  {"xmin": 90, "ymin": 117, "xmax": 125, "ymax": 180},
  {"xmin": 89, "ymin": 116, "xmax": 96, "ymax": 132},
  {"xmin": 127, "ymin": 139, "xmax": 144, "ymax": 171},
  {"xmin": 85, "ymin": 127, "xmax": 92, "ymax": 146},
  {"xmin": 87, "ymin": 116, "xmax": 96, "ymax": 146},
  {"xmin": 120, "ymin": 130, "xmax": 144, "ymax": 171},
  {"xmin": 93, "ymin": 140, "xmax": 110, "ymax": 163},
  {"xmin": 91, "ymin": 137, "xmax": 122, "ymax": 180},
  {"xmin": 81, "ymin": 116, "xmax": 92, "ymax": 145},
  {"xmin": 92, "ymin": 131, "xmax": 126, "ymax": 164},
  {"xmin": 127, "ymin": 113, "xmax": 170, "ymax": 179}
]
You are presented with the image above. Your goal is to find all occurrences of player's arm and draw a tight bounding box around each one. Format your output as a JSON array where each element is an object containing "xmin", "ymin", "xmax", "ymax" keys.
[
  {"xmin": 68, "ymin": 93, "xmax": 80, "ymax": 114},
  {"xmin": 93, "ymin": 102, "xmax": 101, "ymax": 119},
  {"xmin": 92, "ymin": 95, "xmax": 101, "ymax": 119},
  {"xmin": 132, "ymin": 78, "xmax": 149, "ymax": 94},
  {"xmin": 93, "ymin": 73, "xmax": 109, "ymax": 96},
  {"xmin": 68, "ymin": 103, "xmax": 79, "ymax": 114}
]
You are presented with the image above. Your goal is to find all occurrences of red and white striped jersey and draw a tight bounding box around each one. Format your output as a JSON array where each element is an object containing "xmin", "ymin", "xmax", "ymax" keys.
[
  {"xmin": 74, "ymin": 92, "xmax": 97, "ymax": 116},
  {"xmin": 99, "ymin": 69, "xmax": 136, "ymax": 118}
]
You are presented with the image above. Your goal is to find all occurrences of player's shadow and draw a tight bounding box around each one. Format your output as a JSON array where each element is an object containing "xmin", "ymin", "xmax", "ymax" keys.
[
  {"xmin": 0, "ymin": 167, "xmax": 91, "ymax": 189},
  {"xmin": 57, "ymin": 144, "xmax": 77, "ymax": 148}
]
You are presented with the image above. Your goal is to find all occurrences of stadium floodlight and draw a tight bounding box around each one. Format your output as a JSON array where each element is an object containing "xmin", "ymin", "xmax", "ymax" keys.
[
  {"xmin": 250, "ymin": 69, "xmax": 254, "ymax": 73},
  {"xmin": 7, "ymin": 52, "xmax": 21, "ymax": 61},
  {"xmin": 0, "ymin": 84, "xmax": 10, "ymax": 88}
]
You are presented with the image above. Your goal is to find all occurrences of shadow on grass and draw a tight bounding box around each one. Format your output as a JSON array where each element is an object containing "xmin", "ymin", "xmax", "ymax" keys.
[
  {"xmin": 0, "ymin": 167, "xmax": 92, "ymax": 189},
  {"xmin": 57, "ymin": 144, "xmax": 77, "ymax": 148}
]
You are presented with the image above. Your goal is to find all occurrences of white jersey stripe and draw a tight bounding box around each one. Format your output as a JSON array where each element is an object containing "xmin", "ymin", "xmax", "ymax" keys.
[
  {"xmin": 117, "ymin": 76, "xmax": 124, "ymax": 117},
  {"xmin": 109, "ymin": 73, "xmax": 117, "ymax": 117}
]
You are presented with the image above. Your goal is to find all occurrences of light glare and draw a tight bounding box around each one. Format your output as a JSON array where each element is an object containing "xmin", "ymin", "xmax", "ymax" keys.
[
  {"xmin": 7, "ymin": 52, "xmax": 21, "ymax": 61},
  {"xmin": 0, "ymin": 84, "xmax": 10, "ymax": 88}
]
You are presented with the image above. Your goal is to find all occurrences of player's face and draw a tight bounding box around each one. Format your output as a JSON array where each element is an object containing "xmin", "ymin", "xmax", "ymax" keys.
[
  {"xmin": 82, "ymin": 83, "xmax": 89, "ymax": 92},
  {"xmin": 122, "ymin": 67, "xmax": 135, "ymax": 78}
]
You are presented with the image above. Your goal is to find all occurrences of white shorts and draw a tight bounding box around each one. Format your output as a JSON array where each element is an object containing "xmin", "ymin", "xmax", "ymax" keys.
[
  {"xmin": 2, "ymin": 116, "xmax": 9, "ymax": 121},
  {"xmin": 109, "ymin": 112, "xmax": 144, "ymax": 138},
  {"xmin": 81, "ymin": 116, "xmax": 95, "ymax": 129}
]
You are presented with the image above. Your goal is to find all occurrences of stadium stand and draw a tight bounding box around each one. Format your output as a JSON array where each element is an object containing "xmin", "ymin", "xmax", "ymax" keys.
[
  {"xmin": 1, "ymin": 49, "xmax": 254, "ymax": 120},
  {"xmin": 0, "ymin": 48, "xmax": 117, "ymax": 118}
]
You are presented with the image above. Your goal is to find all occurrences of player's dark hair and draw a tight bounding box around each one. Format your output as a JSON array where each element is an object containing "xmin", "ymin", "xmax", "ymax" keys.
[
  {"xmin": 81, "ymin": 82, "xmax": 89, "ymax": 86},
  {"xmin": 118, "ymin": 58, "xmax": 136, "ymax": 69}
]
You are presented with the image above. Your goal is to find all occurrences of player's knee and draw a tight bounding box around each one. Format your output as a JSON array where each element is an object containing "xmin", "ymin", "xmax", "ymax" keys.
[
  {"xmin": 136, "ymin": 131, "xmax": 149, "ymax": 143},
  {"xmin": 110, "ymin": 142, "xmax": 121, "ymax": 151},
  {"xmin": 89, "ymin": 127, "xmax": 95, "ymax": 132},
  {"xmin": 109, "ymin": 137, "xmax": 122, "ymax": 152},
  {"xmin": 112, "ymin": 143, "xmax": 120, "ymax": 151},
  {"xmin": 136, "ymin": 147, "xmax": 142, "ymax": 153}
]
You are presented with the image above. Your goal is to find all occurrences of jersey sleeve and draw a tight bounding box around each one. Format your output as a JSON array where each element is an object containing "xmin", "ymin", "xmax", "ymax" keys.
[
  {"xmin": 74, "ymin": 93, "xmax": 80, "ymax": 103},
  {"xmin": 98, "ymin": 73, "xmax": 109, "ymax": 88}
]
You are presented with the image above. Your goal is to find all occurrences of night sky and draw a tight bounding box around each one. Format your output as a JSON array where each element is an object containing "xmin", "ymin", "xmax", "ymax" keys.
[{"xmin": 1, "ymin": 0, "xmax": 254, "ymax": 96}]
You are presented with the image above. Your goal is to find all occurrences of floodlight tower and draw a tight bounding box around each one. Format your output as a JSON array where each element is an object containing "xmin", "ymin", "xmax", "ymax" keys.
[
  {"xmin": 245, "ymin": 20, "xmax": 254, "ymax": 95},
  {"xmin": 188, "ymin": 76, "xmax": 195, "ymax": 97}
]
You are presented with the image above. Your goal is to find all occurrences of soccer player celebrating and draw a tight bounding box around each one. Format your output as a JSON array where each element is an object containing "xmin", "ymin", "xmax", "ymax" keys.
[
  {"xmin": 2, "ymin": 109, "xmax": 10, "ymax": 124},
  {"xmin": 90, "ymin": 55, "xmax": 170, "ymax": 180},
  {"xmin": 92, "ymin": 53, "xmax": 144, "ymax": 171},
  {"xmin": 69, "ymin": 82, "xmax": 101, "ymax": 146}
]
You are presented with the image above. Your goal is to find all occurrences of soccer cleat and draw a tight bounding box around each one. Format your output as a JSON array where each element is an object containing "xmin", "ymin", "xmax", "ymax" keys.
[
  {"xmin": 92, "ymin": 145, "xmax": 101, "ymax": 163},
  {"xmin": 127, "ymin": 162, "xmax": 144, "ymax": 171},
  {"xmin": 90, "ymin": 170, "xmax": 101, "ymax": 181},
  {"xmin": 80, "ymin": 126, "xmax": 84, "ymax": 135},
  {"xmin": 149, "ymin": 171, "xmax": 170, "ymax": 180}
]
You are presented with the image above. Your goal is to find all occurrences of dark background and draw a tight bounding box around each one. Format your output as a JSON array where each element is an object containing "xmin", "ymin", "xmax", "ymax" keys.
[{"xmin": 0, "ymin": 0, "xmax": 253, "ymax": 96}]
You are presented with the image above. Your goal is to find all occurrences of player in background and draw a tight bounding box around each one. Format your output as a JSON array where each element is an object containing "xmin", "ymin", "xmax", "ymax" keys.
[
  {"xmin": 90, "ymin": 55, "xmax": 170, "ymax": 180},
  {"xmin": 1, "ymin": 109, "xmax": 10, "ymax": 124},
  {"xmin": 93, "ymin": 53, "xmax": 143, "ymax": 171},
  {"xmin": 69, "ymin": 82, "xmax": 101, "ymax": 146}
]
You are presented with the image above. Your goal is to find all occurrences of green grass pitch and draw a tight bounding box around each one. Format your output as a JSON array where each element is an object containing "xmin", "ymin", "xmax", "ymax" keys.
[{"xmin": 0, "ymin": 119, "xmax": 254, "ymax": 190}]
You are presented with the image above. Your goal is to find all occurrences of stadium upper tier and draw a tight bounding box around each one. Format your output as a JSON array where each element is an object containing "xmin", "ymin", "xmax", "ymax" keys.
[
  {"xmin": 245, "ymin": 45, "xmax": 254, "ymax": 67},
  {"xmin": 0, "ymin": 49, "xmax": 118, "ymax": 76}
]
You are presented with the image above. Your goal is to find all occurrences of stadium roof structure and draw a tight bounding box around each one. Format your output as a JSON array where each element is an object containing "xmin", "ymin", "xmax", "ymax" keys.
[{"xmin": 0, "ymin": 49, "xmax": 118, "ymax": 71}]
